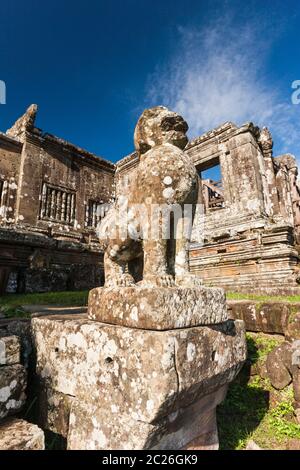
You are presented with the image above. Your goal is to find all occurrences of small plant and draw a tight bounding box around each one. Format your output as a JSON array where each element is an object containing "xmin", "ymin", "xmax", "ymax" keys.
[
  {"xmin": 268, "ymin": 389, "xmax": 300, "ymax": 439},
  {"xmin": 0, "ymin": 305, "xmax": 28, "ymax": 318},
  {"xmin": 218, "ymin": 337, "xmax": 299, "ymax": 450},
  {"xmin": 246, "ymin": 333, "xmax": 281, "ymax": 363}
]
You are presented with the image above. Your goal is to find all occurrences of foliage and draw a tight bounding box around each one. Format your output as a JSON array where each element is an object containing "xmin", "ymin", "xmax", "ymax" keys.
[
  {"xmin": 218, "ymin": 335, "xmax": 299, "ymax": 450},
  {"xmin": 217, "ymin": 377, "xmax": 269, "ymax": 449},
  {"xmin": 268, "ymin": 388, "xmax": 300, "ymax": 439}
]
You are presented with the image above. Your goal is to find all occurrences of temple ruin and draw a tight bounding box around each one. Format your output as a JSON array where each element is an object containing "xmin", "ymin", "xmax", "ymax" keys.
[
  {"xmin": 1, "ymin": 105, "xmax": 300, "ymax": 295},
  {"xmin": 114, "ymin": 121, "xmax": 300, "ymax": 294},
  {"xmin": 1, "ymin": 105, "xmax": 300, "ymax": 451},
  {"xmin": 0, "ymin": 105, "xmax": 114, "ymax": 294}
]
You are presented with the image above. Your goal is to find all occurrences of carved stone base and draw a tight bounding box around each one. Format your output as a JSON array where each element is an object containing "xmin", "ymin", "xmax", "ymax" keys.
[
  {"xmin": 31, "ymin": 313, "xmax": 246, "ymax": 450},
  {"xmin": 88, "ymin": 286, "xmax": 228, "ymax": 329},
  {"xmin": 67, "ymin": 386, "xmax": 225, "ymax": 450}
]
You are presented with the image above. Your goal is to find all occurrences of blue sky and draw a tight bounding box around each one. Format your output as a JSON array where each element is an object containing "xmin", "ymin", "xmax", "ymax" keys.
[{"xmin": 0, "ymin": 0, "xmax": 299, "ymax": 163}]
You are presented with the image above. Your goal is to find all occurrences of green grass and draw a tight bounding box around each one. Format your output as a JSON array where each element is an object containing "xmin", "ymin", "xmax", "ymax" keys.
[
  {"xmin": 246, "ymin": 333, "xmax": 282, "ymax": 362},
  {"xmin": 227, "ymin": 292, "xmax": 300, "ymax": 303},
  {"xmin": 218, "ymin": 333, "xmax": 300, "ymax": 450},
  {"xmin": 0, "ymin": 290, "xmax": 88, "ymax": 318},
  {"xmin": 217, "ymin": 377, "xmax": 269, "ymax": 449}
]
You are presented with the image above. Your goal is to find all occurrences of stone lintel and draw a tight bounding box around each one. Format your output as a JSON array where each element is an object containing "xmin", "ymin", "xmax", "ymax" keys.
[{"xmin": 88, "ymin": 286, "xmax": 228, "ymax": 329}]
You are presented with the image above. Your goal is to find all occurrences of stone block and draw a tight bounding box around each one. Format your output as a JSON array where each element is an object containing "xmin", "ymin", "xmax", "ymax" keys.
[
  {"xmin": 88, "ymin": 286, "xmax": 228, "ymax": 329},
  {"xmin": 0, "ymin": 318, "xmax": 32, "ymax": 367},
  {"xmin": 286, "ymin": 313, "xmax": 300, "ymax": 341},
  {"xmin": 228, "ymin": 300, "xmax": 290, "ymax": 334},
  {"xmin": 67, "ymin": 386, "xmax": 226, "ymax": 450},
  {"xmin": 39, "ymin": 387, "xmax": 73, "ymax": 438},
  {"xmin": 0, "ymin": 364, "xmax": 26, "ymax": 419},
  {"xmin": 0, "ymin": 418, "xmax": 44, "ymax": 450},
  {"xmin": 266, "ymin": 342, "xmax": 292, "ymax": 390},
  {"xmin": 0, "ymin": 335, "xmax": 20, "ymax": 365},
  {"xmin": 32, "ymin": 314, "xmax": 246, "ymax": 447}
]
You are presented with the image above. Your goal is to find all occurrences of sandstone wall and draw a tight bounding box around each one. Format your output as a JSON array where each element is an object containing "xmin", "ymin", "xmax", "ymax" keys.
[
  {"xmin": 0, "ymin": 133, "xmax": 22, "ymax": 224},
  {"xmin": 116, "ymin": 122, "xmax": 300, "ymax": 293},
  {"xmin": 0, "ymin": 106, "xmax": 115, "ymax": 293}
]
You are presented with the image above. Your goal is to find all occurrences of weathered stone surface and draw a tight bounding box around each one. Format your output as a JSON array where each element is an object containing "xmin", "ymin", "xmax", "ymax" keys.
[
  {"xmin": 185, "ymin": 124, "xmax": 300, "ymax": 292},
  {"xmin": 228, "ymin": 300, "xmax": 290, "ymax": 334},
  {"xmin": 99, "ymin": 106, "xmax": 199, "ymax": 290},
  {"xmin": 88, "ymin": 286, "xmax": 227, "ymax": 329},
  {"xmin": 291, "ymin": 341, "xmax": 300, "ymax": 408},
  {"xmin": 0, "ymin": 364, "xmax": 26, "ymax": 419},
  {"xmin": 6, "ymin": 104, "xmax": 37, "ymax": 140},
  {"xmin": 0, "ymin": 418, "xmax": 44, "ymax": 450},
  {"xmin": 67, "ymin": 386, "xmax": 226, "ymax": 450},
  {"xmin": 287, "ymin": 438, "xmax": 300, "ymax": 450},
  {"xmin": 0, "ymin": 335, "xmax": 20, "ymax": 365},
  {"xmin": 0, "ymin": 318, "xmax": 32, "ymax": 367},
  {"xmin": 182, "ymin": 430, "xmax": 218, "ymax": 450},
  {"xmin": 39, "ymin": 387, "xmax": 73, "ymax": 438},
  {"xmin": 266, "ymin": 342, "xmax": 292, "ymax": 390},
  {"xmin": 286, "ymin": 313, "xmax": 300, "ymax": 341},
  {"xmin": 2, "ymin": 103, "xmax": 300, "ymax": 294},
  {"xmin": 32, "ymin": 314, "xmax": 246, "ymax": 442},
  {"xmin": 0, "ymin": 104, "xmax": 114, "ymax": 294}
]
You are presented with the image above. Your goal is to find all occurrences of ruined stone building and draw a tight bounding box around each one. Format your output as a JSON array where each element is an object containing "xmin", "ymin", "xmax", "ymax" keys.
[
  {"xmin": 1, "ymin": 105, "xmax": 300, "ymax": 294},
  {"xmin": 117, "ymin": 122, "xmax": 300, "ymax": 294},
  {"xmin": 0, "ymin": 105, "xmax": 114, "ymax": 293}
]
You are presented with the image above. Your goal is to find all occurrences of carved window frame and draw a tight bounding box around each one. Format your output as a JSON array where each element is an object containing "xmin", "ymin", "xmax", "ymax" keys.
[
  {"xmin": 196, "ymin": 157, "xmax": 225, "ymax": 212},
  {"xmin": 39, "ymin": 182, "xmax": 76, "ymax": 225},
  {"xmin": 85, "ymin": 200, "xmax": 108, "ymax": 229}
]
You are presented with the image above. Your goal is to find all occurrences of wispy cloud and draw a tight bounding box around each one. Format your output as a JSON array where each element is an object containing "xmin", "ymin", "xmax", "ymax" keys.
[{"xmin": 146, "ymin": 16, "xmax": 300, "ymax": 158}]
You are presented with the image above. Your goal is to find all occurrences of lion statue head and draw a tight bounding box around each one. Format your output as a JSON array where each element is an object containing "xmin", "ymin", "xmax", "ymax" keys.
[{"xmin": 134, "ymin": 106, "xmax": 188, "ymax": 156}]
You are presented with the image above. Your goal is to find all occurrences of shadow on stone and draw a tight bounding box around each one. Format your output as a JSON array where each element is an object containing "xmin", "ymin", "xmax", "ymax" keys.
[
  {"xmin": 217, "ymin": 339, "xmax": 269, "ymax": 450},
  {"xmin": 44, "ymin": 430, "xmax": 67, "ymax": 450}
]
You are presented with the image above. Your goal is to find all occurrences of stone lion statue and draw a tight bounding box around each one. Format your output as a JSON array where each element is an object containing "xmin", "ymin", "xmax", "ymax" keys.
[{"xmin": 98, "ymin": 106, "xmax": 200, "ymax": 288}]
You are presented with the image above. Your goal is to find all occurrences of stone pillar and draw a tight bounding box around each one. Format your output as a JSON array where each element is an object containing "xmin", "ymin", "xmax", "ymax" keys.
[
  {"xmin": 258, "ymin": 127, "xmax": 280, "ymax": 217},
  {"xmin": 32, "ymin": 286, "xmax": 246, "ymax": 450},
  {"xmin": 275, "ymin": 163, "xmax": 294, "ymax": 225},
  {"xmin": 221, "ymin": 125, "xmax": 268, "ymax": 216}
]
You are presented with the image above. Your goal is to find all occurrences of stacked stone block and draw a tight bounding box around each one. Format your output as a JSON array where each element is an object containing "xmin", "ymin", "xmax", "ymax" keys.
[{"xmin": 0, "ymin": 328, "xmax": 44, "ymax": 450}]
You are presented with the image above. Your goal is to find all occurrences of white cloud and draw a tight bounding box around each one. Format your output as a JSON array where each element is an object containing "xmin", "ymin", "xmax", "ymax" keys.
[{"xmin": 146, "ymin": 17, "xmax": 300, "ymax": 158}]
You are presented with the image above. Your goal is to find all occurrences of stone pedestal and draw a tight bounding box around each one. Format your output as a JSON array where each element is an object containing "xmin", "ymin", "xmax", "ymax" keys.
[
  {"xmin": 32, "ymin": 286, "xmax": 246, "ymax": 450},
  {"xmin": 88, "ymin": 286, "xmax": 228, "ymax": 329}
]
